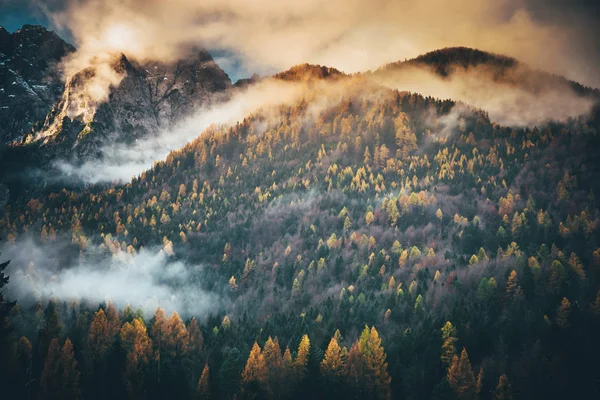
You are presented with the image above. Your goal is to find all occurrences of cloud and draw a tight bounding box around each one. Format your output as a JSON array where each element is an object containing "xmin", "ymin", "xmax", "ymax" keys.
[
  {"xmin": 31, "ymin": 0, "xmax": 598, "ymax": 89},
  {"xmin": 2, "ymin": 236, "xmax": 221, "ymax": 317},
  {"xmin": 54, "ymin": 78, "xmax": 305, "ymax": 183},
  {"xmin": 372, "ymin": 64, "xmax": 596, "ymax": 126}
]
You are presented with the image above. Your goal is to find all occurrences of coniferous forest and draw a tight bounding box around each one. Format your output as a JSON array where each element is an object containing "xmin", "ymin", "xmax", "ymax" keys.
[
  {"xmin": 1, "ymin": 2, "xmax": 600, "ymax": 397},
  {"xmin": 1, "ymin": 69, "xmax": 599, "ymax": 399}
]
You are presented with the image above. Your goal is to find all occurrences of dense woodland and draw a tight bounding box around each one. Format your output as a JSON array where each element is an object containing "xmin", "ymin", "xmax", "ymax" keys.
[{"xmin": 1, "ymin": 71, "xmax": 600, "ymax": 399}]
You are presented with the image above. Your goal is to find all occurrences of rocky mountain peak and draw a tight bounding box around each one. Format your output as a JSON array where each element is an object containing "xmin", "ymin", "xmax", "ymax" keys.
[
  {"xmin": 20, "ymin": 47, "xmax": 233, "ymax": 161},
  {"xmin": 0, "ymin": 24, "xmax": 75, "ymax": 143}
]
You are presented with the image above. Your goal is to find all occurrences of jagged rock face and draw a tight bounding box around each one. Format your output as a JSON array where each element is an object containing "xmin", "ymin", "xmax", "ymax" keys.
[
  {"xmin": 30, "ymin": 49, "xmax": 232, "ymax": 156},
  {"xmin": 139, "ymin": 49, "xmax": 232, "ymax": 124},
  {"xmin": 0, "ymin": 25, "xmax": 75, "ymax": 143},
  {"xmin": 32, "ymin": 54, "xmax": 159, "ymax": 158}
]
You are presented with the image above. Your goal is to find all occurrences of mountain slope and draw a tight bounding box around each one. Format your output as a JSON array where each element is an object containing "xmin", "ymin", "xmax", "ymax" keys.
[
  {"xmin": 2, "ymin": 55, "xmax": 600, "ymax": 399},
  {"xmin": 26, "ymin": 50, "xmax": 232, "ymax": 150},
  {"xmin": 0, "ymin": 25, "xmax": 75, "ymax": 143},
  {"xmin": 0, "ymin": 27, "xmax": 232, "ymax": 195},
  {"xmin": 3, "ymin": 75, "xmax": 600, "ymax": 398}
]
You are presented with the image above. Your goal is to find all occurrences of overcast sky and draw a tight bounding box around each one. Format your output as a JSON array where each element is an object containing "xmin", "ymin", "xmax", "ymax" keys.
[{"xmin": 1, "ymin": 0, "xmax": 599, "ymax": 87}]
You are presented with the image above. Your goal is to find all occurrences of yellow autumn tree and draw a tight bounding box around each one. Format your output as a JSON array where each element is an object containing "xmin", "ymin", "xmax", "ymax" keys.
[
  {"xmin": 196, "ymin": 364, "xmax": 211, "ymax": 400},
  {"xmin": 321, "ymin": 335, "xmax": 346, "ymax": 378},
  {"xmin": 493, "ymin": 374, "xmax": 513, "ymax": 400},
  {"xmin": 447, "ymin": 348, "xmax": 476, "ymax": 400},
  {"xmin": 295, "ymin": 334, "xmax": 311, "ymax": 380},
  {"xmin": 120, "ymin": 318, "xmax": 153, "ymax": 399},
  {"xmin": 241, "ymin": 342, "xmax": 267, "ymax": 395},
  {"xmin": 345, "ymin": 326, "xmax": 391, "ymax": 399},
  {"xmin": 441, "ymin": 321, "xmax": 458, "ymax": 367}
]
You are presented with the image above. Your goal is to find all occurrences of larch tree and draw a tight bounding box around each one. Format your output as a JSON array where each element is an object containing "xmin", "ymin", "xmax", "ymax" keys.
[
  {"xmin": 441, "ymin": 321, "xmax": 458, "ymax": 367},
  {"xmin": 556, "ymin": 297, "xmax": 571, "ymax": 329},
  {"xmin": 505, "ymin": 270, "xmax": 522, "ymax": 298},
  {"xmin": 476, "ymin": 367, "xmax": 484, "ymax": 395},
  {"xmin": 60, "ymin": 338, "xmax": 82, "ymax": 400},
  {"xmin": 360, "ymin": 326, "xmax": 392, "ymax": 400},
  {"xmin": 105, "ymin": 302, "xmax": 121, "ymax": 340},
  {"xmin": 282, "ymin": 346, "xmax": 294, "ymax": 390},
  {"xmin": 321, "ymin": 336, "xmax": 346, "ymax": 378},
  {"xmin": 196, "ymin": 364, "xmax": 211, "ymax": 400},
  {"xmin": 493, "ymin": 374, "xmax": 513, "ymax": 400},
  {"xmin": 263, "ymin": 336, "xmax": 283, "ymax": 395},
  {"xmin": 345, "ymin": 326, "xmax": 391, "ymax": 399},
  {"xmin": 187, "ymin": 317, "xmax": 204, "ymax": 380},
  {"xmin": 295, "ymin": 334, "xmax": 311, "ymax": 380},
  {"xmin": 40, "ymin": 338, "xmax": 61, "ymax": 399},
  {"xmin": 447, "ymin": 349, "xmax": 476, "ymax": 400},
  {"xmin": 120, "ymin": 318, "xmax": 153, "ymax": 399},
  {"xmin": 241, "ymin": 342, "xmax": 267, "ymax": 393},
  {"xmin": 165, "ymin": 311, "xmax": 190, "ymax": 359},
  {"xmin": 88, "ymin": 309, "xmax": 110, "ymax": 359},
  {"xmin": 150, "ymin": 307, "xmax": 167, "ymax": 383}
]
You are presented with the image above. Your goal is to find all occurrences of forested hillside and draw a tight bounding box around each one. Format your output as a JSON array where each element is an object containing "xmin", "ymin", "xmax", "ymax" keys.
[{"xmin": 1, "ymin": 71, "xmax": 600, "ymax": 399}]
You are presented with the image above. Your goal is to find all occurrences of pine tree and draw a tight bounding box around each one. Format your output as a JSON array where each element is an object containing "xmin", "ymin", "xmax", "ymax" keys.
[
  {"xmin": 40, "ymin": 301, "xmax": 63, "ymax": 360},
  {"xmin": 15, "ymin": 336, "xmax": 33, "ymax": 399},
  {"xmin": 493, "ymin": 374, "xmax": 513, "ymax": 400},
  {"xmin": 447, "ymin": 349, "xmax": 476, "ymax": 400},
  {"xmin": 549, "ymin": 260, "xmax": 566, "ymax": 293},
  {"xmin": 219, "ymin": 348, "xmax": 242, "ymax": 400},
  {"xmin": 196, "ymin": 364, "xmax": 211, "ymax": 400}
]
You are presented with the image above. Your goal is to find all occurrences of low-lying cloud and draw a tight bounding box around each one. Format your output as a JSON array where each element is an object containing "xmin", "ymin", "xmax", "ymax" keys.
[
  {"xmin": 2, "ymin": 237, "xmax": 220, "ymax": 317},
  {"xmin": 54, "ymin": 78, "xmax": 305, "ymax": 183},
  {"xmin": 372, "ymin": 64, "xmax": 596, "ymax": 127}
]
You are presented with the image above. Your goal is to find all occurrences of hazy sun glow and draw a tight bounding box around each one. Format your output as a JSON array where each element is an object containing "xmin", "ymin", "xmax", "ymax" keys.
[{"xmin": 102, "ymin": 23, "xmax": 136, "ymax": 51}]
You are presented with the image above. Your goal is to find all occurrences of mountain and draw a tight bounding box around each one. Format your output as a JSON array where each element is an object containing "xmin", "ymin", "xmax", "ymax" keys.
[
  {"xmin": 24, "ymin": 49, "xmax": 232, "ymax": 152},
  {"xmin": 377, "ymin": 47, "xmax": 600, "ymax": 97},
  {"xmin": 2, "ymin": 64, "xmax": 600, "ymax": 398},
  {"xmin": 274, "ymin": 63, "xmax": 346, "ymax": 81},
  {"xmin": 0, "ymin": 26, "xmax": 232, "ymax": 196},
  {"xmin": 0, "ymin": 24, "xmax": 75, "ymax": 144}
]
